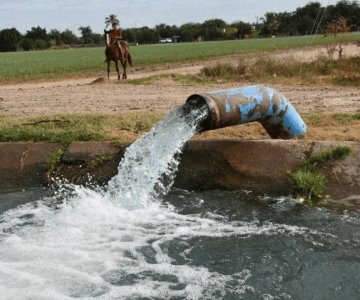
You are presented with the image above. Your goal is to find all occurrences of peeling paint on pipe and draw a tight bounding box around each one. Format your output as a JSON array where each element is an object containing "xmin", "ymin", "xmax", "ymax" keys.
[{"xmin": 186, "ymin": 85, "xmax": 307, "ymax": 139}]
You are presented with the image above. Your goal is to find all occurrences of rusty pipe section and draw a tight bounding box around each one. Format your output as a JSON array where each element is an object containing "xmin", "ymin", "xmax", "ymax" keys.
[{"xmin": 186, "ymin": 85, "xmax": 307, "ymax": 139}]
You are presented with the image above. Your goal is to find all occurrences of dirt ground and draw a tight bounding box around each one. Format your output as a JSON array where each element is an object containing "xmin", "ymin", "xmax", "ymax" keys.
[{"xmin": 0, "ymin": 44, "xmax": 359, "ymax": 118}]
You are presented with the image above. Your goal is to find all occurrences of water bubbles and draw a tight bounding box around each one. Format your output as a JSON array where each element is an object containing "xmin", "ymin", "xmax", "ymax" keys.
[{"xmin": 106, "ymin": 102, "xmax": 209, "ymax": 209}]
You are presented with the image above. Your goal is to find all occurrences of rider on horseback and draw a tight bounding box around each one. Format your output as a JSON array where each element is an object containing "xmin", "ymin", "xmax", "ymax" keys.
[{"xmin": 105, "ymin": 22, "xmax": 125, "ymax": 61}]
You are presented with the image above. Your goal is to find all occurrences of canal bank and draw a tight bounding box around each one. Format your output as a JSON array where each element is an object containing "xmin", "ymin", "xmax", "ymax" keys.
[{"xmin": 0, "ymin": 140, "xmax": 359, "ymax": 202}]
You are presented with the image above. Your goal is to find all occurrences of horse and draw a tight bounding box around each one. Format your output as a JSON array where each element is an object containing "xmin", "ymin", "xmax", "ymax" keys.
[{"xmin": 105, "ymin": 39, "xmax": 133, "ymax": 80}]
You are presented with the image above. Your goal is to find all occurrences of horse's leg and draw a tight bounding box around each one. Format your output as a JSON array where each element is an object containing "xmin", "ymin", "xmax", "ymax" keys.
[
  {"xmin": 115, "ymin": 60, "xmax": 120, "ymax": 80},
  {"xmin": 107, "ymin": 61, "xmax": 110, "ymax": 79},
  {"xmin": 122, "ymin": 57, "xmax": 127, "ymax": 80}
]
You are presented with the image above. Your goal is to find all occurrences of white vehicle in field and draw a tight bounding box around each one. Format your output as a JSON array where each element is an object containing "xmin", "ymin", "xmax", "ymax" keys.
[{"xmin": 159, "ymin": 38, "xmax": 172, "ymax": 43}]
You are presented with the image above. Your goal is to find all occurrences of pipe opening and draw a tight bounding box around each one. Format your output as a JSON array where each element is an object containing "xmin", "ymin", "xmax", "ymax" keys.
[{"xmin": 185, "ymin": 94, "xmax": 213, "ymax": 132}]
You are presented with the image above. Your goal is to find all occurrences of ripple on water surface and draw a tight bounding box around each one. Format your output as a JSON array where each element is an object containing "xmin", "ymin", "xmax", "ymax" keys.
[{"xmin": 0, "ymin": 188, "xmax": 359, "ymax": 299}]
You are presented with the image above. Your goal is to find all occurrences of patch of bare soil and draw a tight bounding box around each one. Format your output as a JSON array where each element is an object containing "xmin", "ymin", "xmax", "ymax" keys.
[{"xmin": 0, "ymin": 44, "xmax": 359, "ymax": 140}]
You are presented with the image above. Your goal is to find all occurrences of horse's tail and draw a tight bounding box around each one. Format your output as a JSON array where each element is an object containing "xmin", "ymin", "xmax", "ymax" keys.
[{"xmin": 127, "ymin": 51, "xmax": 133, "ymax": 67}]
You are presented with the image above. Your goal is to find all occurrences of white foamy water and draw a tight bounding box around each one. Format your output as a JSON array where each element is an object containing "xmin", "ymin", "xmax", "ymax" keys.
[
  {"xmin": 0, "ymin": 104, "xmax": 323, "ymax": 299},
  {"xmin": 107, "ymin": 103, "xmax": 208, "ymax": 209},
  {"xmin": 0, "ymin": 186, "xmax": 315, "ymax": 299}
]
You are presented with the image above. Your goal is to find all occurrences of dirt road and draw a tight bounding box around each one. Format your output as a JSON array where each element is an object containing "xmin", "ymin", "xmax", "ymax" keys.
[{"xmin": 0, "ymin": 44, "xmax": 359, "ymax": 116}]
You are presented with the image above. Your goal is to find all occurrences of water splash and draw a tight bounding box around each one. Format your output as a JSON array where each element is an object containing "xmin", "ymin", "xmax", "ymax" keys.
[
  {"xmin": 0, "ymin": 186, "xmax": 319, "ymax": 299},
  {"xmin": 107, "ymin": 103, "xmax": 208, "ymax": 209}
]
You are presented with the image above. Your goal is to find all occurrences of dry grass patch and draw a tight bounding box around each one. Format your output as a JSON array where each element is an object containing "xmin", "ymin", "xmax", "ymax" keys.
[
  {"xmin": 1, "ymin": 112, "xmax": 360, "ymax": 144},
  {"xmin": 0, "ymin": 113, "xmax": 163, "ymax": 145},
  {"xmin": 200, "ymin": 55, "xmax": 360, "ymax": 86},
  {"xmin": 121, "ymin": 73, "xmax": 210, "ymax": 86}
]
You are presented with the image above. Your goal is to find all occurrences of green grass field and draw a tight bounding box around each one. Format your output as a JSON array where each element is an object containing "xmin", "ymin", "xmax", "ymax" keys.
[{"xmin": 0, "ymin": 34, "xmax": 359, "ymax": 82}]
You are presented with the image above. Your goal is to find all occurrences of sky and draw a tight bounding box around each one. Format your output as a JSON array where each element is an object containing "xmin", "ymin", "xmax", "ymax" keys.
[{"xmin": 0, "ymin": 0, "xmax": 340, "ymax": 35}]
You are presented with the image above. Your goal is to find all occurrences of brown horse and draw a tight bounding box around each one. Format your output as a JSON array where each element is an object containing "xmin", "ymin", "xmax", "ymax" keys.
[{"xmin": 105, "ymin": 40, "xmax": 133, "ymax": 80}]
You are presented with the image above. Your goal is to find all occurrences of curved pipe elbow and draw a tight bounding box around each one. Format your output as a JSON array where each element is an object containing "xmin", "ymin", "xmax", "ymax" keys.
[{"xmin": 186, "ymin": 85, "xmax": 307, "ymax": 139}]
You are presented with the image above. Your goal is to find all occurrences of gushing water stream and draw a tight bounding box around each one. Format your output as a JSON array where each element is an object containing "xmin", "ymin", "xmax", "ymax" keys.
[
  {"xmin": 0, "ymin": 104, "xmax": 359, "ymax": 299},
  {"xmin": 106, "ymin": 103, "xmax": 208, "ymax": 209}
]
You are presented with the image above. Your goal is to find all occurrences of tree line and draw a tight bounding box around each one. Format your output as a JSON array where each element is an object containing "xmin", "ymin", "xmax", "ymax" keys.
[
  {"xmin": 1, "ymin": 0, "xmax": 359, "ymax": 52},
  {"xmin": 0, "ymin": 26, "xmax": 103, "ymax": 52}
]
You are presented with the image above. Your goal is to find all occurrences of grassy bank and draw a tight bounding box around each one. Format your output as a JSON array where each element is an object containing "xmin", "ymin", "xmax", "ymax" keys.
[
  {"xmin": 1, "ymin": 34, "xmax": 359, "ymax": 83},
  {"xmin": 1, "ymin": 112, "xmax": 360, "ymax": 144},
  {"xmin": 0, "ymin": 113, "xmax": 163, "ymax": 145}
]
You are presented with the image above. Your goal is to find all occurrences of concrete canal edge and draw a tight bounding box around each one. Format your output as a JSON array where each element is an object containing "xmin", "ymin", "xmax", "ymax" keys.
[{"xmin": 0, "ymin": 140, "xmax": 359, "ymax": 201}]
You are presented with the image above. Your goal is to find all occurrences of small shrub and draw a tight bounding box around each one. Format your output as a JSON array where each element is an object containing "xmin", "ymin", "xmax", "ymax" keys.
[
  {"xmin": 289, "ymin": 145, "xmax": 352, "ymax": 205},
  {"xmin": 289, "ymin": 169, "xmax": 326, "ymax": 203},
  {"xmin": 304, "ymin": 145, "xmax": 352, "ymax": 169},
  {"xmin": 333, "ymin": 75, "xmax": 360, "ymax": 86},
  {"xmin": 236, "ymin": 61, "xmax": 247, "ymax": 75},
  {"xmin": 306, "ymin": 114, "xmax": 323, "ymax": 124},
  {"xmin": 46, "ymin": 148, "xmax": 65, "ymax": 174},
  {"xmin": 201, "ymin": 63, "xmax": 238, "ymax": 78},
  {"xmin": 88, "ymin": 154, "xmax": 116, "ymax": 169}
]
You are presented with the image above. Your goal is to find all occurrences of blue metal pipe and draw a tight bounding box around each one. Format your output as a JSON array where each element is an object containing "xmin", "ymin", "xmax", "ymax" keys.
[{"xmin": 186, "ymin": 85, "xmax": 307, "ymax": 139}]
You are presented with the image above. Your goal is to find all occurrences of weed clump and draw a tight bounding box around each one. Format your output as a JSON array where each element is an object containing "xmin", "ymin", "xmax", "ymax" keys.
[
  {"xmin": 332, "ymin": 113, "xmax": 360, "ymax": 123},
  {"xmin": 46, "ymin": 148, "xmax": 65, "ymax": 175},
  {"xmin": 289, "ymin": 145, "xmax": 352, "ymax": 205},
  {"xmin": 289, "ymin": 169, "xmax": 326, "ymax": 202},
  {"xmin": 201, "ymin": 63, "xmax": 241, "ymax": 79},
  {"xmin": 200, "ymin": 56, "xmax": 360, "ymax": 86},
  {"xmin": 303, "ymin": 145, "xmax": 352, "ymax": 169}
]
